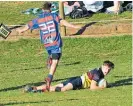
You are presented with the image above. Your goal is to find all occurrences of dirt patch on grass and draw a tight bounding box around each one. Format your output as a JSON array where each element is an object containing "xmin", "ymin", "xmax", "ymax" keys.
[
  {"xmin": 0, "ymin": 23, "xmax": 131, "ymax": 41},
  {"xmin": 66, "ymin": 23, "xmax": 132, "ymax": 36}
]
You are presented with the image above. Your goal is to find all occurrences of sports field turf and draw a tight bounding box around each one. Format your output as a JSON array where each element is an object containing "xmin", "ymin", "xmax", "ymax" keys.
[
  {"xmin": 0, "ymin": 35, "xmax": 132, "ymax": 106},
  {"xmin": 0, "ymin": 1, "xmax": 132, "ymax": 106}
]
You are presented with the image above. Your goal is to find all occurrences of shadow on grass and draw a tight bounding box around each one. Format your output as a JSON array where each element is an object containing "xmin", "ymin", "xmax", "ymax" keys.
[
  {"xmin": 72, "ymin": 22, "xmax": 96, "ymax": 35},
  {"xmin": 8, "ymin": 61, "xmax": 81, "ymax": 72},
  {"xmin": 2, "ymin": 100, "xmax": 52, "ymax": 106},
  {"xmin": 0, "ymin": 76, "xmax": 74, "ymax": 92},
  {"xmin": 10, "ymin": 66, "xmax": 44, "ymax": 72},
  {"xmin": 1, "ymin": 76, "xmax": 131, "ymax": 92},
  {"xmin": 2, "ymin": 99, "xmax": 79, "ymax": 106},
  {"xmin": 60, "ymin": 61, "xmax": 81, "ymax": 66},
  {"xmin": 108, "ymin": 76, "xmax": 132, "ymax": 88}
]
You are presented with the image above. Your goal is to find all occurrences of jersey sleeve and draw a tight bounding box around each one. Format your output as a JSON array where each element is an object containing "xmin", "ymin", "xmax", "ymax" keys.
[
  {"xmin": 28, "ymin": 18, "xmax": 39, "ymax": 30},
  {"xmin": 55, "ymin": 14, "xmax": 62, "ymax": 23}
]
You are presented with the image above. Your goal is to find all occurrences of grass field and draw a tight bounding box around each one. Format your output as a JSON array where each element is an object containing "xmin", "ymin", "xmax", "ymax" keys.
[
  {"xmin": 0, "ymin": 35, "xmax": 132, "ymax": 106},
  {"xmin": 0, "ymin": 1, "xmax": 132, "ymax": 106}
]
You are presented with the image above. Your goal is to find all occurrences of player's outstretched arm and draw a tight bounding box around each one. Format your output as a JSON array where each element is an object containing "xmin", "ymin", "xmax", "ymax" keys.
[
  {"xmin": 16, "ymin": 24, "xmax": 29, "ymax": 35},
  {"xmin": 60, "ymin": 20, "xmax": 82, "ymax": 29}
]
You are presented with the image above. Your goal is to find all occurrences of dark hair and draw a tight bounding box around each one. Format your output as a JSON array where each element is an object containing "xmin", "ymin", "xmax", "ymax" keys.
[
  {"xmin": 103, "ymin": 60, "xmax": 114, "ymax": 69},
  {"xmin": 42, "ymin": 2, "xmax": 52, "ymax": 10}
]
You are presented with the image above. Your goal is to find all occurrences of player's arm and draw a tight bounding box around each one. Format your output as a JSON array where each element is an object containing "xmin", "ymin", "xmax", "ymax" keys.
[
  {"xmin": 17, "ymin": 24, "xmax": 29, "ymax": 34},
  {"xmin": 90, "ymin": 80, "xmax": 105, "ymax": 90},
  {"xmin": 60, "ymin": 19, "xmax": 81, "ymax": 29},
  {"xmin": 17, "ymin": 18, "xmax": 38, "ymax": 34}
]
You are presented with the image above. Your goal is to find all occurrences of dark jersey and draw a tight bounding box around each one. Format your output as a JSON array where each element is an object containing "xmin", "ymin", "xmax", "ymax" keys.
[
  {"xmin": 88, "ymin": 68, "xmax": 104, "ymax": 82},
  {"xmin": 81, "ymin": 68, "xmax": 104, "ymax": 88}
]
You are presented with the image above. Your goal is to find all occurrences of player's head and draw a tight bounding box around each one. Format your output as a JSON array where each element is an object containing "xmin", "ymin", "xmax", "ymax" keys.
[
  {"xmin": 101, "ymin": 60, "xmax": 114, "ymax": 76},
  {"xmin": 42, "ymin": 2, "xmax": 52, "ymax": 10}
]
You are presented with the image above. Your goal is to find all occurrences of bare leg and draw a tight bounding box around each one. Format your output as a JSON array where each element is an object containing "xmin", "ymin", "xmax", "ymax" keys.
[
  {"xmin": 34, "ymin": 83, "xmax": 73, "ymax": 92},
  {"xmin": 61, "ymin": 83, "xmax": 73, "ymax": 92},
  {"xmin": 36, "ymin": 84, "xmax": 46, "ymax": 91},
  {"xmin": 114, "ymin": 1, "xmax": 121, "ymax": 14},
  {"xmin": 45, "ymin": 59, "xmax": 59, "ymax": 91},
  {"xmin": 50, "ymin": 83, "xmax": 73, "ymax": 92},
  {"xmin": 35, "ymin": 83, "xmax": 64, "ymax": 92},
  {"xmin": 49, "ymin": 59, "xmax": 59, "ymax": 75},
  {"xmin": 49, "ymin": 83, "xmax": 64, "ymax": 92}
]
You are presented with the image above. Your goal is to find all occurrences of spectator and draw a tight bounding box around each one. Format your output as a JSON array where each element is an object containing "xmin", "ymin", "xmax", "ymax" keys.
[
  {"xmin": 103, "ymin": 1, "xmax": 123, "ymax": 15},
  {"xmin": 63, "ymin": 1, "xmax": 84, "ymax": 15}
]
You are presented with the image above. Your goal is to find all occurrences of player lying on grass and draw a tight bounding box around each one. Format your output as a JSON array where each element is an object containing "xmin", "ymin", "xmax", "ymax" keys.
[{"xmin": 24, "ymin": 60, "xmax": 114, "ymax": 92}]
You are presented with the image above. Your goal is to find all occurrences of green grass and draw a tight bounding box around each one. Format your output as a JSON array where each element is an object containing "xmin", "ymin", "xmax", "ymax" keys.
[
  {"xmin": 0, "ymin": 1, "xmax": 132, "ymax": 25},
  {"xmin": 0, "ymin": 1, "xmax": 132, "ymax": 106},
  {"xmin": 0, "ymin": 1, "xmax": 44, "ymax": 24},
  {"xmin": 0, "ymin": 35, "xmax": 132, "ymax": 106}
]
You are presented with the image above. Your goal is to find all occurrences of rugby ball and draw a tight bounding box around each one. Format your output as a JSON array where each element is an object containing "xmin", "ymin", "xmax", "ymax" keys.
[{"xmin": 98, "ymin": 79, "xmax": 108, "ymax": 88}]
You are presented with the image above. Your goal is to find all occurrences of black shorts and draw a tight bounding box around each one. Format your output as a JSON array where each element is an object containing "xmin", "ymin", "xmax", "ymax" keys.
[
  {"xmin": 47, "ymin": 47, "xmax": 62, "ymax": 60},
  {"xmin": 51, "ymin": 53, "xmax": 62, "ymax": 60},
  {"xmin": 62, "ymin": 76, "xmax": 82, "ymax": 90}
]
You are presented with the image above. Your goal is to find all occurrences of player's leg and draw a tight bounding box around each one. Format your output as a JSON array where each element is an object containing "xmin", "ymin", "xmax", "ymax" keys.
[
  {"xmin": 45, "ymin": 52, "xmax": 62, "ymax": 91},
  {"xmin": 46, "ymin": 48, "xmax": 61, "ymax": 69},
  {"xmin": 49, "ymin": 83, "xmax": 64, "ymax": 92},
  {"xmin": 46, "ymin": 55, "xmax": 52, "ymax": 69},
  {"xmin": 35, "ymin": 83, "xmax": 64, "ymax": 92},
  {"xmin": 45, "ymin": 48, "xmax": 62, "ymax": 90},
  {"xmin": 60, "ymin": 76, "xmax": 82, "ymax": 92},
  {"xmin": 35, "ymin": 84, "xmax": 47, "ymax": 91},
  {"xmin": 45, "ymin": 58, "xmax": 59, "ymax": 91},
  {"xmin": 23, "ymin": 85, "xmax": 45, "ymax": 93},
  {"xmin": 35, "ymin": 82, "xmax": 72, "ymax": 92},
  {"xmin": 46, "ymin": 50, "xmax": 52, "ymax": 69},
  {"xmin": 53, "ymin": 77, "xmax": 77, "ymax": 92},
  {"xmin": 23, "ymin": 83, "xmax": 63, "ymax": 93},
  {"xmin": 61, "ymin": 83, "xmax": 73, "ymax": 92}
]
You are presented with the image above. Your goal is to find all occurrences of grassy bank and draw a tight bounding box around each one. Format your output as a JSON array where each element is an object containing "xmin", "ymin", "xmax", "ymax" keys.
[{"xmin": 0, "ymin": 1, "xmax": 132, "ymax": 25}]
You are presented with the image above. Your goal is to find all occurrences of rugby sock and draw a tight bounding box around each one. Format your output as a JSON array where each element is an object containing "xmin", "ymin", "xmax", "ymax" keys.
[{"xmin": 55, "ymin": 87, "xmax": 61, "ymax": 92}]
